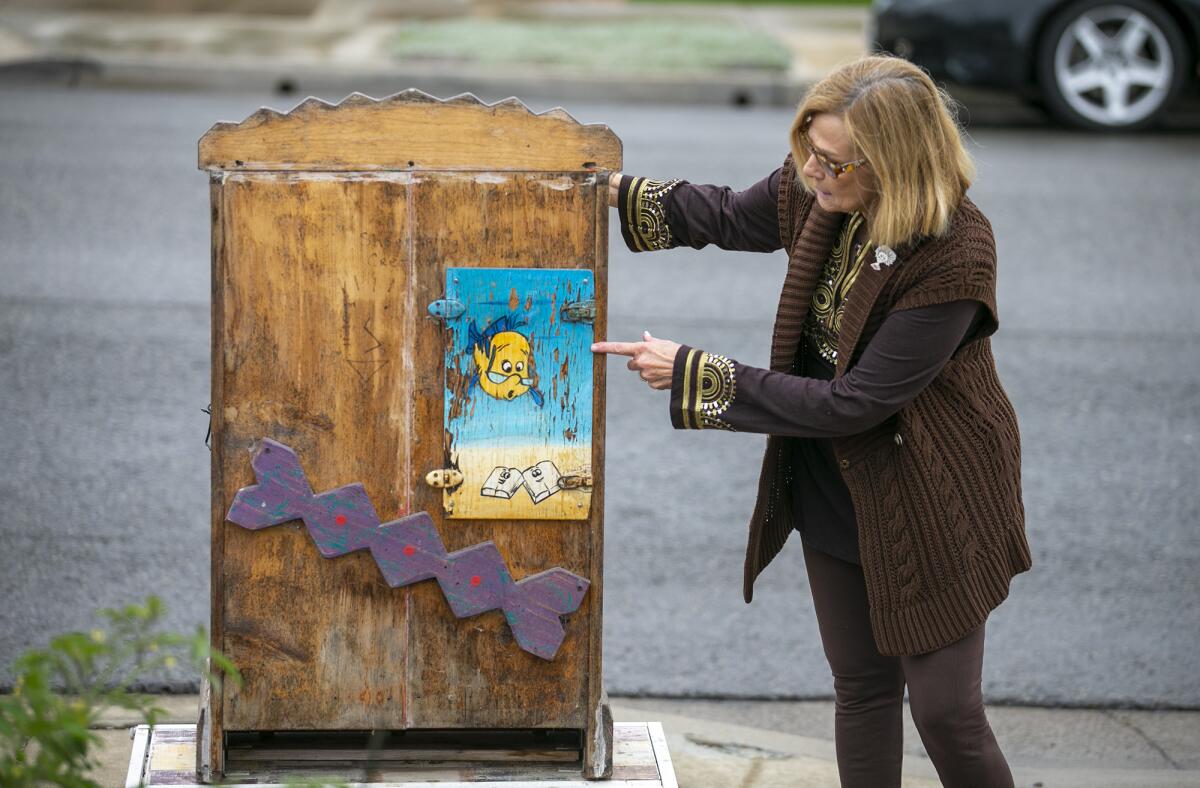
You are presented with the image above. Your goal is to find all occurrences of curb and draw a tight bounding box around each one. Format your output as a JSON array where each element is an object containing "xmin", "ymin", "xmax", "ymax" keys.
[
  {"xmin": 0, "ymin": 4, "xmax": 864, "ymax": 106},
  {"xmin": 0, "ymin": 51, "xmax": 811, "ymax": 107}
]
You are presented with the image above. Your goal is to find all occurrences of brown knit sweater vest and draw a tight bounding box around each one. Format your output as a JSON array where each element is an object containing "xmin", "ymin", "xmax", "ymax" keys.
[{"xmin": 745, "ymin": 154, "xmax": 1034, "ymax": 656}]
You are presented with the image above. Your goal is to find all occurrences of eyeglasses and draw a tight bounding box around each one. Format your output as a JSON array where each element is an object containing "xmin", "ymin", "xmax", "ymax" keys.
[{"xmin": 799, "ymin": 128, "xmax": 867, "ymax": 179}]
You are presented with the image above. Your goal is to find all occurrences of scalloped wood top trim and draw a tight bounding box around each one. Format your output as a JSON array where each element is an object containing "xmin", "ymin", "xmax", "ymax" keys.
[{"xmin": 198, "ymin": 89, "xmax": 622, "ymax": 172}]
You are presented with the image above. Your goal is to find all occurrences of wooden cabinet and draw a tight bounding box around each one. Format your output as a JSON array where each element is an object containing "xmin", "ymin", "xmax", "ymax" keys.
[{"xmin": 199, "ymin": 90, "xmax": 621, "ymax": 781}]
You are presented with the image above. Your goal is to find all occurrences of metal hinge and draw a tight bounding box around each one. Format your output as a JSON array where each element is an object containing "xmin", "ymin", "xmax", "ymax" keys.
[
  {"xmin": 558, "ymin": 467, "xmax": 593, "ymax": 490},
  {"xmin": 425, "ymin": 468, "xmax": 464, "ymax": 488},
  {"xmin": 427, "ymin": 298, "xmax": 465, "ymax": 320},
  {"xmin": 560, "ymin": 298, "xmax": 595, "ymax": 324}
]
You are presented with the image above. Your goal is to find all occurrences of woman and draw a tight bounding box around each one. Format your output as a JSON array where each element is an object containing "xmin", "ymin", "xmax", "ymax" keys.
[{"xmin": 592, "ymin": 55, "xmax": 1032, "ymax": 788}]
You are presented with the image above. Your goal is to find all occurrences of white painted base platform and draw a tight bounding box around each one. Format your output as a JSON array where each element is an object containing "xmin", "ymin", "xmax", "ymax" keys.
[{"xmin": 126, "ymin": 723, "xmax": 677, "ymax": 787}]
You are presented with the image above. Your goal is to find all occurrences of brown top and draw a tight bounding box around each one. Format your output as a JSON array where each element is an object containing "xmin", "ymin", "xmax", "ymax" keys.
[
  {"xmin": 617, "ymin": 171, "xmax": 986, "ymax": 567},
  {"xmin": 617, "ymin": 155, "xmax": 1032, "ymax": 656}
]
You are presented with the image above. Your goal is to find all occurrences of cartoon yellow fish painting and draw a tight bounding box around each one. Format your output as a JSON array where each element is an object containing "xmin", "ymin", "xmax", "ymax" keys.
[{"xmin": 468, "ymin": 314, "xmax": 545, "ymax": 407}]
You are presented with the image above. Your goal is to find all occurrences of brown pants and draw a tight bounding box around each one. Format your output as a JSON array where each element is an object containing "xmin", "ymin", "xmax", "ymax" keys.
[{"xmin": 802, "ymin": 542, "xmax": 1015, "ymax": 788}]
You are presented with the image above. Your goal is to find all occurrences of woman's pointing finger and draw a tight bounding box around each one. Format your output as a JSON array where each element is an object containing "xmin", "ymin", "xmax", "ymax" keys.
[{"xmin": 591, "ymin": 341, "xmax": 642, "ymax": 357}]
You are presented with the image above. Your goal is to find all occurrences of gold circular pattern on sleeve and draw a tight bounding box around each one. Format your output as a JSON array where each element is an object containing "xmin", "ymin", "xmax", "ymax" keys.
[
  {"xmin": 631, "ymin": 177, "xmax": 683, "ymax": 251},
  {"xmin": 698, "ymin": 352, "xmax": 736, "ymax": 430}
]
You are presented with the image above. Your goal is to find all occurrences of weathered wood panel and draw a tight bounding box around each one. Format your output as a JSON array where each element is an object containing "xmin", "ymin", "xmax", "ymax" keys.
[
  {"xmin": 213, "ymin": 170, "xmax": 605, "ymax": 731},
  {"xmin": 405, "ymin": 172, "xmax": 599, "ymax": 730},
  {"xmin": 214, "ymin": 172, "xmax": 415, "ymax": 731},
  {"xmin": 206, "ymin": 91, "xmax": 618, "ymax": 780},
  {"xmin": 198, "ymin": 91, "xmax": 622, "ymax": 173},
  {"xmin": 207, "ymin": 176, "xmax": 227, "ymax": 778},
  {"xmin": 584, "ymin": 183, "xmax": 611, "ymax": 778}
]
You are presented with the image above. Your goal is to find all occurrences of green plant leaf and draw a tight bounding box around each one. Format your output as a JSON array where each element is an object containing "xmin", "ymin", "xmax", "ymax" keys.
[{"xmin": 1, "ymin": 595, "xmax": 239, "ymax": 786}]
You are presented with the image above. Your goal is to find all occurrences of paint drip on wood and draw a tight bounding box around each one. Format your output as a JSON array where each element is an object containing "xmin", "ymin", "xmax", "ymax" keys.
[{"xmin": 226, "ymin": 438, "xmax": 589, "ymax": 660}]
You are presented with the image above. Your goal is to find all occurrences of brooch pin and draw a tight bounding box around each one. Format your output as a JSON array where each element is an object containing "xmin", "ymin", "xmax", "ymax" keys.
[{"xmin": 871, "ymin": 245, "xmax": 897, "ymax": 271}]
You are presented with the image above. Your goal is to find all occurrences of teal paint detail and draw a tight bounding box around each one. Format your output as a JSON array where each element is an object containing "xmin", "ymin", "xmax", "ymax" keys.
[
  {"xmin": 428, "ymin": 298, "xmax": 466, "ymax": 319},
  {"xmin": 551, "ymin": 585, "xmax": 572, "ymax": 611}
]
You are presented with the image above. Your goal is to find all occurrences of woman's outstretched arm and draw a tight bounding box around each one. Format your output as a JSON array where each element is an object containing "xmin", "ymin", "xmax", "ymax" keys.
[
  {"xmin": 594, "ymin": 300, "xmax": 987, "ymax": 438},
  {"xmin": 673, "ymin": 300, "xmax": 986, "ymax": 436},
  {"xmin": 609, "ymin": 167, "xmax": 784, "ymax": 254}
]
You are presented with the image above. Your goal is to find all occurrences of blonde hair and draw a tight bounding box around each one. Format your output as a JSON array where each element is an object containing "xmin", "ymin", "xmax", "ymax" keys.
[{"xmin": 789, "ymin": 55, "xmax": 975, "ymax": 249}]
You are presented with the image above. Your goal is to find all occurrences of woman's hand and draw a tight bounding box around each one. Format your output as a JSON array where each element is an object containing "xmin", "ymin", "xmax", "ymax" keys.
[
  {"xmin": 591, "ymin": 331, "xmax": 681, "ymax": 390},
  {"xmin": 608, "ymin": 171, "xmax": 621, "ymax": 208}
]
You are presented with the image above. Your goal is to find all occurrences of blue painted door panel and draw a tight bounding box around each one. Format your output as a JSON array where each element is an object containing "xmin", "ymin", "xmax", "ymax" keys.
[{"xmin": 442, "ymin": 267, "xmax": 594, "ymax": 520}]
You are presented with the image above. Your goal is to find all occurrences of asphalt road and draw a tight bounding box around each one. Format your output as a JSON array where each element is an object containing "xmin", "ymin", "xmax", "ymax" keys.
[{"xmin": 0, "ymin": 82, "xmax": 1197, "ymax": 707}]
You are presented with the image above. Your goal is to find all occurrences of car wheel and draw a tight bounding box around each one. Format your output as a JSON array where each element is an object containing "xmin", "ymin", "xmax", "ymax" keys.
[{"xmin": 1037, "ymin": 0, "xmax": 1190, "ymax": 130}]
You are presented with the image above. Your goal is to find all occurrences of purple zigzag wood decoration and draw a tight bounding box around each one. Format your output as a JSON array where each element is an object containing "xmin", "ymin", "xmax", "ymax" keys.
[{"xmin": 225, "ymin": 438, "xmax": 590, "ymax": 660}]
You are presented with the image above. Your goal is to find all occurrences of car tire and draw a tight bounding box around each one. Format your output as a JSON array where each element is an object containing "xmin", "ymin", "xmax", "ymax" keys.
[{"xmin": 1037, "ymin": 0, "xmax": 1190, "ymax": 131}]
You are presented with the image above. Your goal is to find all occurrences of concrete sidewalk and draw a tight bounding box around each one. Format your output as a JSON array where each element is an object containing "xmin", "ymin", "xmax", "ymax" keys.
[
  {"xmin": 0, "ymin": 1, "xmax": 867, "ymax": 105},
  {"xmin": 91, "ymin": 694, "xmax": 1200, "ymax": 786}
]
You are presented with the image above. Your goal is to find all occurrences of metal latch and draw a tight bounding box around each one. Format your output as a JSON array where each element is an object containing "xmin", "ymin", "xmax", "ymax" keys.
[
  {"xmin": 560, "ymin": 298, "xmax": 595, "ymax": 324},
  {"xmin": 425, "ymin": 468, "xmax": 464, "ymax": 488},
  {"xmin": 558, "ymin": 467, "xmax": 593, "ymax": 490},
  {"xmin": 427, "ymin": 298, "xmax": 465, "ymax": 320}
]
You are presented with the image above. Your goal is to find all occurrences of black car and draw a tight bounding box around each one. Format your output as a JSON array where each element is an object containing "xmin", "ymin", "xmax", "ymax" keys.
[{"xmin": 870, "ymin": 0, "xmax": 1200, "ymax": 130}]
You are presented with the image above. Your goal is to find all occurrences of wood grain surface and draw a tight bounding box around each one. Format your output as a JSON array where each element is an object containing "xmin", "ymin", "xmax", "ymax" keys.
[
  {"xmin": 208, "ymin": 175, "xmax": 609, "ymax": 743},
  {"xmin": 214, "ymin": 173, "xmax": 414, "ymax": 733},
  {"xmin": 198, "ymin": 91, "xmax": 622, "ymax": 173},
  {"xmin": 206, "ymin": 92, "xmax": 617, "ymax": 779}
]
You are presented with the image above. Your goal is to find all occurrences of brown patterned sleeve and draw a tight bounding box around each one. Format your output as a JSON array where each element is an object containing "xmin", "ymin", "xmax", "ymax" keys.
[
  {"xmin": 616, "ymin": 168, "xmax": 782, "ymax": 254},
  {"xmin": 666, "ymin": 301, "xmax": 985, "ymax": 436},
  {"xmin": 617, "ymin": 175, "xmax": 684, "ymax": 252},
  {"xmin": 669, "ymin": 345, "xmax": 738, "ymax": 431}
]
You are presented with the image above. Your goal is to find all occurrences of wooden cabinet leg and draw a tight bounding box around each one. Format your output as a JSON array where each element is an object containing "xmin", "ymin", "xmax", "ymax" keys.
[
  {"xmin": 196, "ymin": 672, "xmax": 224, "ymax": 783},
  {"xmin": 584, "ymin": 689, "xmax": 613, "ymax": 779}
]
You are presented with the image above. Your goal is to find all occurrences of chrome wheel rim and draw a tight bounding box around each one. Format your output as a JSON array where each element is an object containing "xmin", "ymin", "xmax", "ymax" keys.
[{"xmin": 1054, "ymin": 4, "xmax": 1174, "ymax": 126}]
